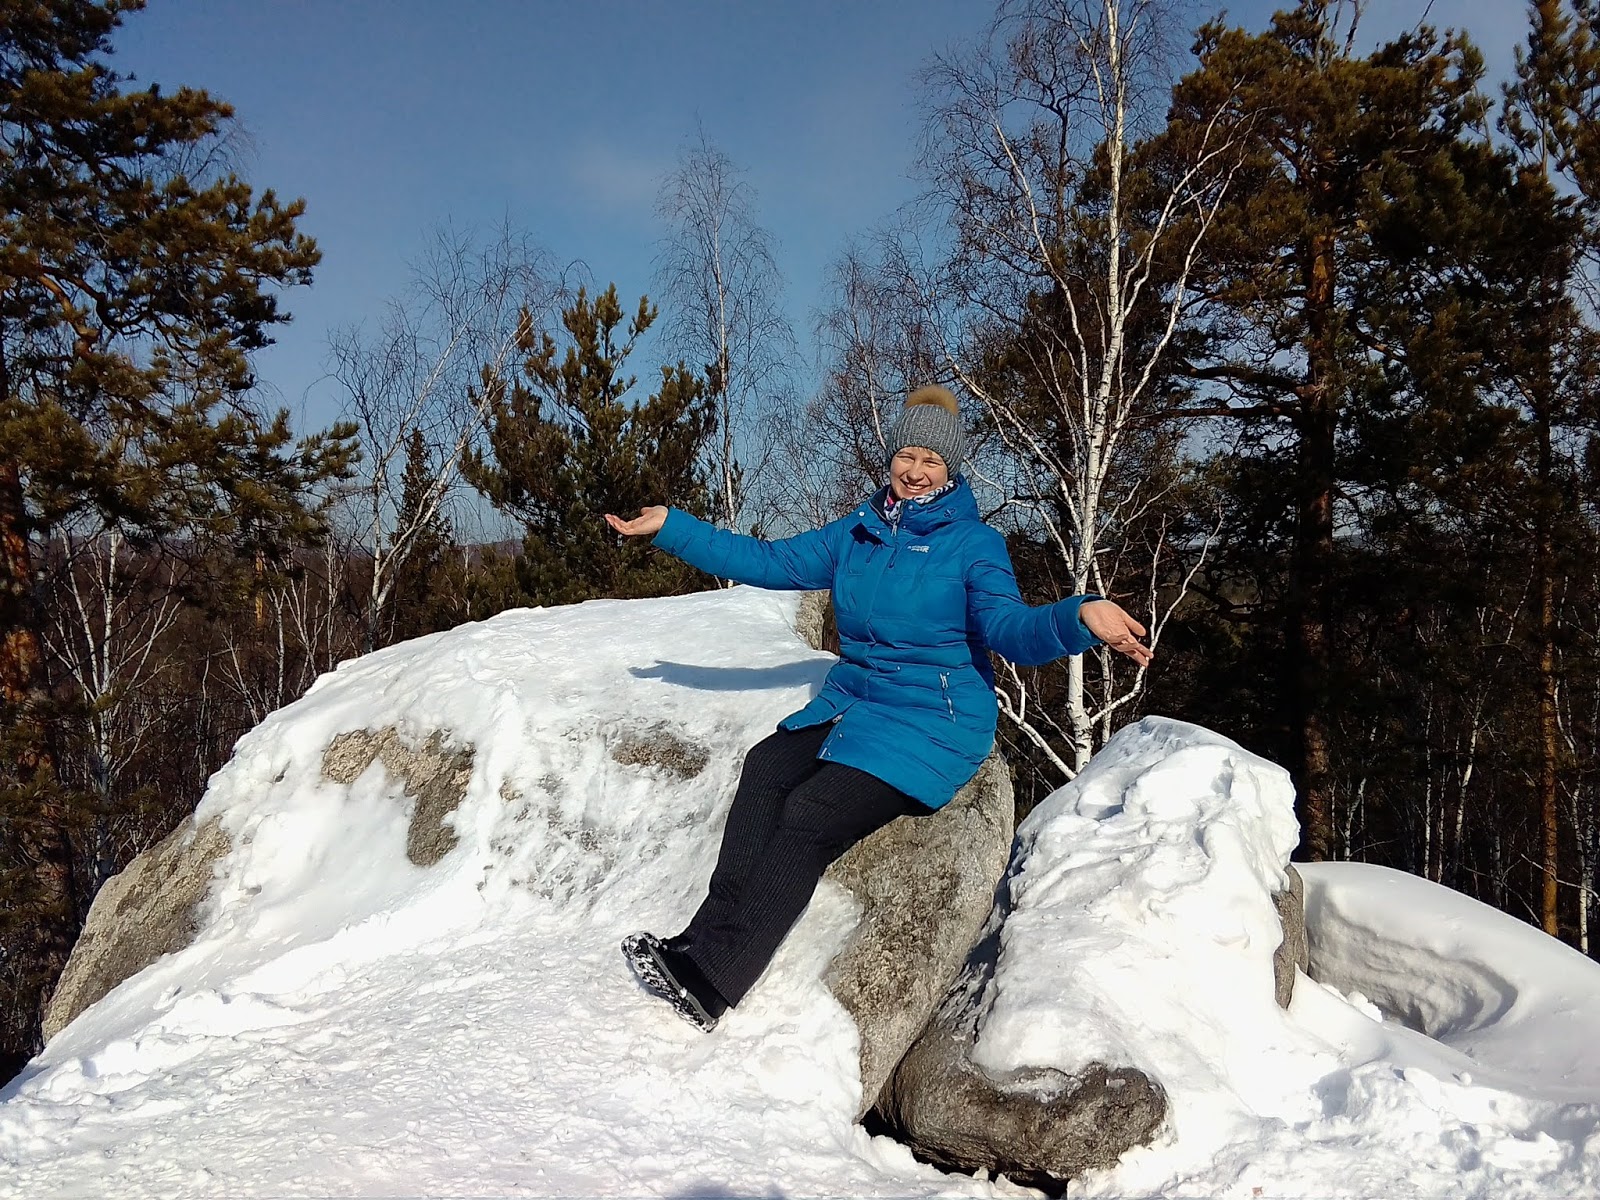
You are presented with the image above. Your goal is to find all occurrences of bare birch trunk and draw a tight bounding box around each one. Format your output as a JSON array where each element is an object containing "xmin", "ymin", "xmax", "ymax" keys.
[
  {"xmin": 921, "ymin": 0, "xmax": 1243, "ymax": 780},
  {"xmin": 655, "ymin": 132, "xmax": 794, "ymax": 539}
]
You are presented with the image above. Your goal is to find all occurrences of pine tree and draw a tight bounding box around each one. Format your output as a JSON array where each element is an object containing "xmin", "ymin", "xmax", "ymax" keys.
[
  {"xmin": 1498, "ymin": 0, "xmax": 1600, "ymax": 937},
  {"xmin": 465, "ymin": 285, "xmax": 716, "ymax": 605},
  {"xmin": 0, "ymin": 0, "xmax": 355, "ymax": 1075},
  {"xmin": 1165, "ymin": 0, "xmax": 1508, "ymax": 861},
  {"xmin": 387, "ymin": 429, "xmax": 453, "ymax": 644}
]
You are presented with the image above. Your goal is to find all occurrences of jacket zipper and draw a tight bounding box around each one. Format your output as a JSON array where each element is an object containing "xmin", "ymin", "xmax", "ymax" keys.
[
  {"xmin": 863, "ymin": 523, "xmax": 899, "ymax": 628},
  {"xmin": 939, "ymin": 672, "xmax": 955, "ymax": 720}
]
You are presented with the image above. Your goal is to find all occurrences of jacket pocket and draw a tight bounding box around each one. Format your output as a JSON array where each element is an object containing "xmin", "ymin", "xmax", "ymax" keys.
[{"xmin": 840, "ymin": 540, "xmax": 880, "ymax": 575}]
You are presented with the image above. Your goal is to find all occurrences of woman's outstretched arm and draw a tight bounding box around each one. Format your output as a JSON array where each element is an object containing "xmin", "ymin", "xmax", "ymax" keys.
[
  {"xmin": 605, "ymin": 507, "xmax": 839, "ymax": 592},
  {"xmin": 966, "ymin": 531, "xmax": 1152, "ymax": 668}
]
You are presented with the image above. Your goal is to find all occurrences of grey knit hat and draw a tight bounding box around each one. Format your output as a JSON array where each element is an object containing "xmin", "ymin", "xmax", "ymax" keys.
[{"xmin": 887, "ymin": 385, "xmax": 965, "ymax": 477}]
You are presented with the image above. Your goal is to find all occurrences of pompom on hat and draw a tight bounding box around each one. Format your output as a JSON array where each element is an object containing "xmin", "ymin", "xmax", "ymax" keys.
[{"xmin": 887, "ymin": 385, "xmax": 965, "ymax": 478}]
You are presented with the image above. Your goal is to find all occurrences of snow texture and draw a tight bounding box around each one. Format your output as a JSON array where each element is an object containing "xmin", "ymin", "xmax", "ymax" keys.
[{"xmin": 1, "ymin": 587, "xmax": 1596, "ymax": 1198}]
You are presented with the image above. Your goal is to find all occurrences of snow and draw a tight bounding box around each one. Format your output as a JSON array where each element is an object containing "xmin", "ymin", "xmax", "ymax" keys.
[
  {"xmin": 973, "ymin": 721, "xmax": 1600, "ymax": 1198},
  {"xmin": 1, "ymin": 586, "xmax": 1597, "ymax": 1198},
  {"xmin": 1300, "ymin": 860, "xmax": 1600, "ymax": 1101}
]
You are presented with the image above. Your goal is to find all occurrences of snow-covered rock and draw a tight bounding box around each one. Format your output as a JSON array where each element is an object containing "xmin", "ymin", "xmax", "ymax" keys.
[
  {"xmin": 15, "ymin": 588, "xmax": 1019, "ymax": 1196},
  {"xmin": 2, "ymin": 589, "xmax": 1597, "ymax": 1200},
  {"xmin": 880, "ymin": 718, "xmax": 1303, "ymax": 1188},
  {"xmin": 41, "ymin": 814, "xmax": 232, "ymax": 1043},
  {"xmin": 42, "ymin": 590, "xmax": 1012, "ymax": 1130}
]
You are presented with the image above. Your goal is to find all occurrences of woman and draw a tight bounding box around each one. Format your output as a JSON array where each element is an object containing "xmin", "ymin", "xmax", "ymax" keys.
[{"xmin": 605, "ymin": 385, "xmax": 1151, "ymax": 1031}]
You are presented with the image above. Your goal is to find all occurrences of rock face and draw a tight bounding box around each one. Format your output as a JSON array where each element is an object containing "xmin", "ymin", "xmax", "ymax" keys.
[
  {"xmin": 608, "ymin": 726, "xmax": 710, "ymax": 780},
  {"xmin": 44, "ymin": 726, "xmax": 477, "ymax": 1040},
  {"xmin": 1274, "ymin": 866, "xmax": 1310, "ymax": 1008},
  {"xmin": 874, "ymin": 878, "xmax": 1169, "ymax": 1191},
  {"xmin": 794, "ymin": 589, "xmax": 840, "ymax": 656},
  {"xmin": 42, "ymin": 816, "xmax": 231, "ymax": 1041},
  {"xmin": 322, "ymin": 728, "xmax": 475, "ymax": 867},
  {"xmin": 823, "ymin": 755, "xmax": 1014, "ymax": 1120},
  {"xmin": 874, "ymin": 862, "xmax": 1309, "ymax": 1191}
]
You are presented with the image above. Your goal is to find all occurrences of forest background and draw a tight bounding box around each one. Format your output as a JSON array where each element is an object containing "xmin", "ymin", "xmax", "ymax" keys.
[{"xmin": 5, "ymin": 0, "xmax": 1600, "ymax": 1082}]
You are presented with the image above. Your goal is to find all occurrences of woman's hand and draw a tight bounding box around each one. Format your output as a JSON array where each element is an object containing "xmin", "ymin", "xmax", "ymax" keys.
[
  {"xmin": 604, "ymin": 506, "xmax": 668, "ymax": 538},
  {"xmin": 1081, "ymin": 600, "xmax": 1154, "ymax": 668}
]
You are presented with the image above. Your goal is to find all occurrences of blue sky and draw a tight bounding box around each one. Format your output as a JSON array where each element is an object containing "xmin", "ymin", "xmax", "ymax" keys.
[{"xmin": 112, "ymin": 0, "xmax": 1528, "ymax": 435}]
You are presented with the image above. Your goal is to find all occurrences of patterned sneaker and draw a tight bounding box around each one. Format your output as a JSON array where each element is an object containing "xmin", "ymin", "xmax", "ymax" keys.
[{"xmin": 621, "ymin": 932, "xmax": 723, "ymax": 1032}]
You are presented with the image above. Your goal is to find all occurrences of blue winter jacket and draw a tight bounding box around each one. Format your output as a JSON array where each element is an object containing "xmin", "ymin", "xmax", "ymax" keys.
[{"xmin": 652, "ymin": 478, "xmax": 1100, "ymax": 808}]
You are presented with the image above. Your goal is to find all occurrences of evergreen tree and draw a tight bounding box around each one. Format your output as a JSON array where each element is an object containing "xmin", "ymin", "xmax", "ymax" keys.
[
  {"xmin": 1163, "ymin": 0, "xmax": 1508, "ymax": 861},
  {"xmin": 0, "ymin": 0, "xmax": 355, "ymax": 1075},
  {"xmin": 387, "ymin": 429, "xmax": 453, "ymax": 643},
  {"xmin": 1498, "ymin": 0, "xmax": 1600, "ymax": 937},
  {"xmin": 465, "ymin": 285, "xmax": 715, "ymax": 605}
]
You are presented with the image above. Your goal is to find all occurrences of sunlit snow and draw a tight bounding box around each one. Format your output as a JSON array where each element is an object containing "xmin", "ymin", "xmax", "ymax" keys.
[{"xmin": 1, "ymin": 588, "xmax": 1596, "ymax": 1199}]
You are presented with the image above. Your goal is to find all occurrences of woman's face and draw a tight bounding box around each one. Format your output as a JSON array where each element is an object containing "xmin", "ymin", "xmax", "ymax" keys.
[{"xmin": 889, "ymin": 447, "xmax": 950, "ymax": 501}]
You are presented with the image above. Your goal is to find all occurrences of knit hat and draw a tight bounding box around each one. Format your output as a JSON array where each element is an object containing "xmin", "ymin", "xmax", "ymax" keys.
[{"xmin": 887, "ymin": 385, "xmax": 965, "ymax": 477}]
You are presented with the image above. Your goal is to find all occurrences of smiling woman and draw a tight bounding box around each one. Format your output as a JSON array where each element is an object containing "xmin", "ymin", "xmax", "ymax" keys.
[
  {"xmin": 888, "ymin": 445, "xmax": 950, "ymax": 499},
  {"xmin": 603, "ymin": 383, "xmax": 1153, "ymax": 1033},
  {"xmin": 885, "ymin": 387, "xmax": 960, "ymax": 499}
]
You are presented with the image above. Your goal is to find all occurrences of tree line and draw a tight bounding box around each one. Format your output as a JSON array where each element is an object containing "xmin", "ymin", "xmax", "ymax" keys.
[{"xmin": 5, "ymin": 0, "xmax": 1600, "ymax": 1079}]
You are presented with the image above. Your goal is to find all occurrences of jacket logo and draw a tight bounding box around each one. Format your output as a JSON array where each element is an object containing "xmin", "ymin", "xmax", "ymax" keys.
[{"xmin": 909, "ymin": 545, "xmax": 931, "ymax": 552}]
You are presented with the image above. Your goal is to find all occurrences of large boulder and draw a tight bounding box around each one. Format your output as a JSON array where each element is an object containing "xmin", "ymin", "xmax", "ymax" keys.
[
  {"xmin": 43, "ymin": 725, "xmax": 477, "ymax": 1039},
  {"xmin": 873, "ymin": 877, "xmax": 1169, "ymax": 1190},
  {"xmin": 823, "ymin": 754, "xmax": 1013, "ymax": 1120},
  {"xmin": 43, "ymin": 590, "xmax": 1012, "ymax": 1111},
  {"xmin": 875, "ymin": 866, "xmax": 1308, "ymax": 1191},
  {"xmin": 875, "ymin": 719, "xmax": 1309, "ymax": 1192}
]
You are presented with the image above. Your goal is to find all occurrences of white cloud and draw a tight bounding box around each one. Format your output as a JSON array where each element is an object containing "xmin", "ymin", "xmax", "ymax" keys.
[{"xmin": 567, "ymin": 142, "xmax": 669, "ymax": 223}]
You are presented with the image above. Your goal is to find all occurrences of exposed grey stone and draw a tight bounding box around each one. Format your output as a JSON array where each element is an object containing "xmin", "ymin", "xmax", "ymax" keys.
[
  {"xmin": 320, "ymin": 728, "xmax": 384, "ymax": 784},
  {"xmin": 824, "ymin": 754, "xmax": 1014, "ymax": 1121},
  {"xmin": 880, "ymin": 1028, "xmax": 1166, "ymax": 1193},
  {"xmin": 43, "ymin": 816, "xmax": 231, "ymax": 1040},
  {"xmin": 322, "ymin": 727, "xmax": 474, "ymax": 867},
  {"xmin": 795, "ymin": 589, "xmax": 840, "ymax": 655},
  {"xmin": 873, "ymin": 872, "xmax": 1167, "ymax": 1191},
  {"xmin": 610, "ymin": 727, "xmax": 710, "ymax": 780},
  {"xmin": 1273, "ymin": 865, "xmax": 1309, "ymax": 1009}
]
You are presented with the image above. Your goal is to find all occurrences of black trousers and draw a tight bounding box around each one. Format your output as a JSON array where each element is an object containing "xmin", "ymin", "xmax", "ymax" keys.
[{"xmin": 675, "ymin": 723, "xmax": 933, "ymax": 1007}]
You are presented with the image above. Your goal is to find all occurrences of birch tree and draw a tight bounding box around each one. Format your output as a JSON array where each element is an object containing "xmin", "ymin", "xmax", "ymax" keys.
[
  {"xmin": 912, "ymin": 0, "xmax": 1246, "ymax": 773},
  {"xmin": 217, "ymin": 541, "xmax": 356, "ymax": 726},
  {"xmin": 41, "ymin": 531, "xmax": 179, "ymax": 891},
  {"xmin": 778, "ymin": 243, "xmax": 948, "ymax": 529},
  {"xmin": 328, "ymin": 222, "xmax": 554, "ymax": 651},
  {"xmin": 655, "ymin": 132, "xmax": 795, "ymax": 534}
]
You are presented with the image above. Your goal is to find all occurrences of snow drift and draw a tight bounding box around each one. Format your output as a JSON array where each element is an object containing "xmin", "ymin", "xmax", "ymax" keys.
[{"xmin": 0, "ymin": 587, "xmax": 1596, "ymax": 1198}]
